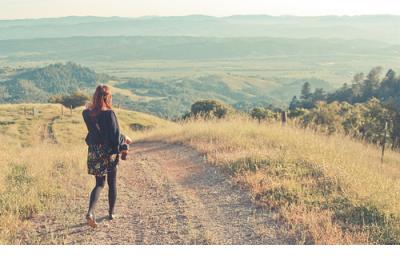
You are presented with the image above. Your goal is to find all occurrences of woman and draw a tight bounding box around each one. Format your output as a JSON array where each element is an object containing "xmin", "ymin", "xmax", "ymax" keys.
[{"xmin": 82, "ymin": 84, "xmax": 132, "ymax": 228}]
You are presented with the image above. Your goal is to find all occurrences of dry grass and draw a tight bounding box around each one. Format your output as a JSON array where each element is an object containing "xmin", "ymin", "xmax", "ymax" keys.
[
  {"xmin": 139, "ymin": 115, "xmax": 400, "ymax": 244},
  {"xmin": 52, "ymin": 106, "xmax": 170, "ymax": 145},
  {"xmin": 2, "ymin": 102, "xmax": 398, "ymax": 244},
  {"xmin": 0, "ymin": 141, "xmax": 88, "ymax": 243},
  {"xmin": 0, "ymin": 103, "xmax": 167, "ymax": 244},
  {"xmin": 0, "ymin": 103, "xmax": 86, "ymax": 243}
]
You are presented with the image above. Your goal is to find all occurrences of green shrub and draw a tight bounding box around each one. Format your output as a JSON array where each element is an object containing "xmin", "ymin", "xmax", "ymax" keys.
[
  {"xmin": 229, "ymin": 156, "xmax": 270, "ymax": 174},
  {"xmin": 250, "ymin": 107, "xmax": 277, "ymax": 123},
  {"xmin": 49, "ymin": 90, "xmax": 90, "ymax": 108},
  {"xmin": 255, "ymin": 186, "xmax": 299, "ymax": 208},
  {"xmin": 190, "ymin": 100, "xmax": 233, "ymax": 119},
  {"xmin": 130, "ymin": 123, "xmax": 153, "ymax": 131}
]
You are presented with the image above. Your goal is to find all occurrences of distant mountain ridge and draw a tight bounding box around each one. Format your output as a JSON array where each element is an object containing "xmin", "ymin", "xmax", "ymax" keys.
[
  {"xmin": 1, "ymin": 15, "xmax": 399, "ymax": 43},
  {"xmin": 0, "ymin": 36, "xmax": 396, "ymax": 62}
]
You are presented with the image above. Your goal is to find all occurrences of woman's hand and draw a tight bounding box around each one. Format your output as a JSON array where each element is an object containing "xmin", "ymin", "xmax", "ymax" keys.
[{"xmin": 125, "ymin": 135, "xmax": 132, "ymax": 144}]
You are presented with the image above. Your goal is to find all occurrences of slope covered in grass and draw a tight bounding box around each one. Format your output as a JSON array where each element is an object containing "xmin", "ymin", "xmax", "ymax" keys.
[
  {"xmin": 2, "ymin": 103, "xmax": 399, "ymax": 244},
  {"xmin": 0, "ymin": 103, "xmax": 168, "ymax": 243},
  {"xmin": 139, "ymin": 116, "xmax": 400, "ymax": 244}
]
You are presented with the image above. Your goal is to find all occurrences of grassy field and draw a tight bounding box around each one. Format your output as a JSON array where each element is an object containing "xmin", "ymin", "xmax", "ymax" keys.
[
  {"xmin": 87, "ymin": 57, "xmax": 400, "ymax": 81},
  {"xmin": 1, "ymin": 103, "xmax": 399, "ymax": 244},
  {"xmin": 139, "ymin": 116, "xmax": 400, "ymax": 244},
  {"xmin": 0, "ymin": 103, "xmax": 168, "ymax": 244},
  {"xmin": 6, "ymin": 56, "xmax": 400, "ymax": 93}
]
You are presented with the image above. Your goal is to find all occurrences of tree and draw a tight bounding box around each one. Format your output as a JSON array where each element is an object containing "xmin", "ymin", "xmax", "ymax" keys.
[
  {"xmin": 190, "ymin": 100, "xmax": 232, "ymax": 119},
  {"xmin": 361, "ymin": 98, "xmax": 391, "ymax": 144},
  {"xmin": 300, "ymin": 82, "xmax": 312, "ymax": 100},
  {"xmin": 289, "ymin": 96, "xmax": 300, "ymax": 110},
  {"xmin": 289, "ymin": 67, "xmax": 400, "ymax": 147},
  {"xmin": 342, "ymin": 103, "xmax": 366, "ymax": 138},
  {"xmin": 0, "ymin": 85, "xmax": 10, "ymax": 103},
  {"xmin": 380, "ymin": 69, "xmax": 397, "ymax": 99},
  {"xmin": 351, "ymin": 72, "xmax": 364, "ymax": 98},
  {"xmin": 288, "ymin": 108, "xmax": 308, "ymax": 118},
  {"xmin": 250, "ymin": 108, "xmax": 276, "ymax": 123},
  {"xmin": 301, "ymin": 102, "xmax": 343, "ymax": 134},
  {"xmin": 362, "ymin": 67, "xmax": 383, "ymax": 101},
  {"xmin": 391, "ymin": 113, "xmax": 400, "ymax": 149},
  {"xmin": 49, "ymin": 90, "xmax": 90, "ymax": 108},
  {"xmin": 312, "ymin": 88, "xmax": 327, "ymax": 103}
]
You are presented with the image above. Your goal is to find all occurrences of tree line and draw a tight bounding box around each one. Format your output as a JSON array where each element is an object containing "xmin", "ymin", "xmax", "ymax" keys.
[
  {"xmin": 286, "ymin": 67, "xmax": 400, "ymax": 148},
  {"xmin": 46, "ymin": 65, "xmax": 400, "ymax": 150}
]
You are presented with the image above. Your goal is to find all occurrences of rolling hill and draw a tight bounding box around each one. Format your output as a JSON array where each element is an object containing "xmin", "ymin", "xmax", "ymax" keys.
[
  {"xmin": 0, "ymin": 103, "xmax": 170, "ymax": 243},
  {"xmin": 0, "ymin": 63, "xmax": 291, "ymax": 117},
  {"xmin": 1, "ymin": 16, "xmax": 399, "ymax": 114},
  {"xmin": 1, "ymin": 103, "xmax": 399, "ymax": 244},
  {"xmin": 0, "ymin": 62, "xmax": 109, "ymax": 103}
]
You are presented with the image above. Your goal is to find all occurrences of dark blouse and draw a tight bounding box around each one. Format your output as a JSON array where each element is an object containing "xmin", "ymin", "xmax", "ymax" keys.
[{"xmin": 82, "ymin": 109, "xmax": 125, "ymax": 155}]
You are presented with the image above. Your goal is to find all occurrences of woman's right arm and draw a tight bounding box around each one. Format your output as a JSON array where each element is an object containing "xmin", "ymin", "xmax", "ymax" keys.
[{"xmin": 125, "ymin": 135, "xmax": 132, "ymax": 144}]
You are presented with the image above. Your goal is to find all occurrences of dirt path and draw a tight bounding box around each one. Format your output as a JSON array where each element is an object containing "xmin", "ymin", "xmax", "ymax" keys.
[
  {"xmin": 40, "ymin": 116, "xmax": 58, "ymax": 144},
  {"xmin": 21, "ymin": 142, "xmax": 280, "ymax": 244}
]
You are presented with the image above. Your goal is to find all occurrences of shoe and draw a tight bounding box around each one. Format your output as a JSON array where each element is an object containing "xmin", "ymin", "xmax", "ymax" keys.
[
  {"xmin": 108, "ymin": 212, "xmax": 117, "ymax": 220},
  {"xmin": 86, "ymin": 213, "xmax": 97, "ymax": 228}
]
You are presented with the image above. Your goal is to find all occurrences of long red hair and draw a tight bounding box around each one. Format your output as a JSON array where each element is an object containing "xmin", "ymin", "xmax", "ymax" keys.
[{"xmin": 88, "ymin": 84, "xmax": 112, "ymax": 116}]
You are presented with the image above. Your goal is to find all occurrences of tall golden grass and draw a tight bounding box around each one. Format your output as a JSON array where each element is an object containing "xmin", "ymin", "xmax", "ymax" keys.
[
  {"xmin": 139, "ymin": 115, "xmax": 400, "ymax": 244},
  {"xmin": 0, "ymin": 142, "xmax": 88, "ymax": 243},
  {"xmin": 2, "ymin": 102, "xmax": 398, "ymax": 244},
  {"xmin": 0, "ymin": 103, "xmax": 166, "ymax": 244}
]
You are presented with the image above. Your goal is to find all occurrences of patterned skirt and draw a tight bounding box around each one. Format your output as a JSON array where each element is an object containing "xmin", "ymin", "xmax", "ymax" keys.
[{"xmin": 87, "ymin": 144, "xmax": 119, "ymax": 176}]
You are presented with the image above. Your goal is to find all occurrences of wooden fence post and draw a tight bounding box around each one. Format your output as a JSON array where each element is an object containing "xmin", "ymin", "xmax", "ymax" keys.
[
  {"xmin": 23, "ymin": 106, "xmax": 26, "ymax": 116},
  {"xmin": 32, "ymin": 107, "xmax": 37, "ymax": 117},
  {"xmin": 381, "ymin": 121, "xmax": 388, "ymax": 163},
  {"xmin": 70, "ymin": 105, "xmax": 73, "ymax": 116},
  {"xmin": 281, "ymin": 111, "xmax": 287, "ymax": 125}
]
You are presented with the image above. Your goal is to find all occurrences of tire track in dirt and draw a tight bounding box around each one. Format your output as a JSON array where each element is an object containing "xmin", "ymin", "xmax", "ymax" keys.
[
  {"xmin": 40, "ymin": 116, "xmax": 58, "ymax": 144},
  {"xmin": 129, "ymin": 142, "xmax": 279, "ymax": 244},
  {"xmin": 20, "ymin": 142, "xmax": 279, "ymax": 244}
]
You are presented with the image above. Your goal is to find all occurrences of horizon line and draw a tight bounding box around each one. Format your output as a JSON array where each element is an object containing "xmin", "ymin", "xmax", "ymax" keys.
[{"xmin": 1, "ymin": 13, "xmax": 399, "ymax": 21}]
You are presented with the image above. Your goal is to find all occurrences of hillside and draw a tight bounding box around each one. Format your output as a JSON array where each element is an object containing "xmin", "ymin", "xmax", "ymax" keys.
[
  {"xmin": 113, "ymin": 74, "xmax": 287, "ymax": 117},
  {"xmin": 0, "ymin": 103, "xmax": 168, "ymax": 146},
  {"xmin": 140, "ymin": 116, "xmax": 400, "ymax": 244},
  {"xmin": 0, "ymin": 64, "xmax": 290, "ymax": 117},
  {"xmin": 0, "ymin": 103, "xmax": 169, "ymax": 243},
  {"xmin": 0, "ymin": 63, "xmax": 109, "ymax": 103},
  {"xmin": 1, "ymin": 103, "xmax": 399, "ymax": 244},
  {"xmin": 1, "ymin": 34, "xmax": 398, "ymax": 113}
]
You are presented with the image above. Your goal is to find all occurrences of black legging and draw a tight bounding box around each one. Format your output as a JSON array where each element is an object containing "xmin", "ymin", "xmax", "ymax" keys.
[{"xmin": 88, "ymin": 166, "xmax": 117, "ymax": 216}]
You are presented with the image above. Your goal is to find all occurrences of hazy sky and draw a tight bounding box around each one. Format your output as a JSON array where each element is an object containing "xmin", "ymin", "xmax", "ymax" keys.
[{"xmin": 0, "ymin": 0, "xmax": 399, "ymax": 19}]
